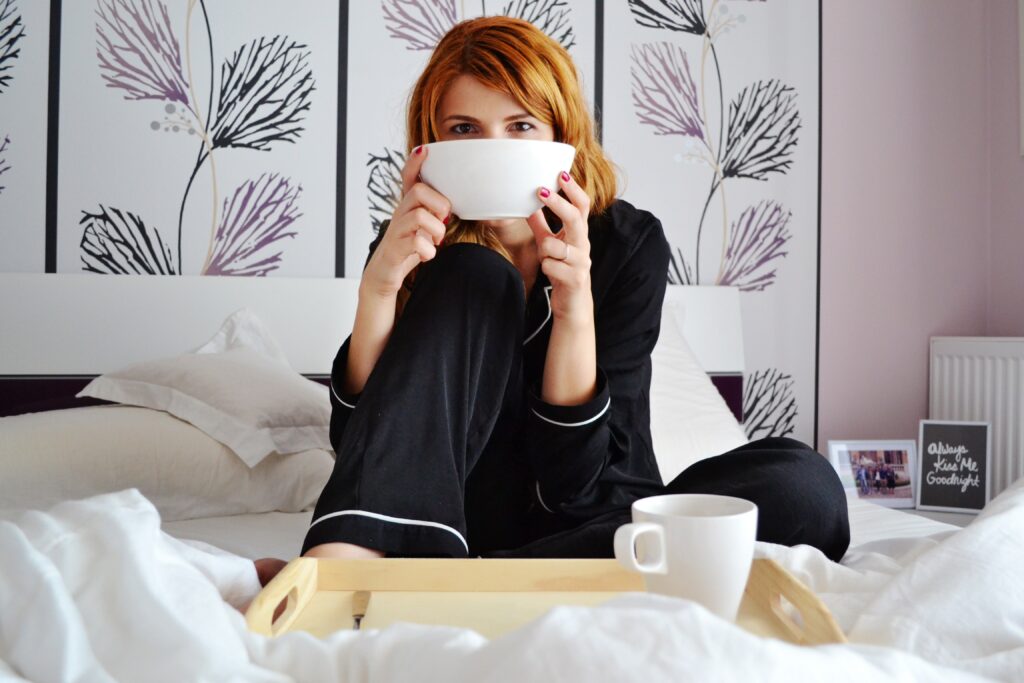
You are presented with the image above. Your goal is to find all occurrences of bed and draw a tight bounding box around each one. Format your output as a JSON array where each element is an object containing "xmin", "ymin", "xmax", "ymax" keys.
[{"xmin": 1, "ymin": 273, "xmax": 1020, "ymax": 682}]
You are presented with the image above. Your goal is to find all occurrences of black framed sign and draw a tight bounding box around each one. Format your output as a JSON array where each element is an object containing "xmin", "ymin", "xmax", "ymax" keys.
[{"xmin": 917, "ymin": 420, "xmax": 991, "ymax": 513}]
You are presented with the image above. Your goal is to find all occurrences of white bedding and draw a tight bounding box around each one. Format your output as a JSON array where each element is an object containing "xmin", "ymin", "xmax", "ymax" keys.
[{"xmin": 3, "ymin": 484, "xmax": 1022, "ymax": 682}]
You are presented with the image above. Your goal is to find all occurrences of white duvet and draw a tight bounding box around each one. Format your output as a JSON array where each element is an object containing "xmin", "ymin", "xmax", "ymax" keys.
[{"xmin": 1, "ymin": 483, "xmax": 1023, "ymax": 683}]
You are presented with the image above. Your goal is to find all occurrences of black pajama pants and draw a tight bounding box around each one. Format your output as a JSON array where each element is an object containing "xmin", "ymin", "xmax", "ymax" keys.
[{"xmin": 303, "ymin": 243, "xmax": 850, "ymax": 563}]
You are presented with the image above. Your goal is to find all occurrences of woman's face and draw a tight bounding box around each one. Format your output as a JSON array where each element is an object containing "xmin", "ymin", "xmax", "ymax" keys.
[
  {"xmin": 436, "ymin": 74, "xmax": 555, "ymax": 143},
  {"xmin": 436, "ymin": 75, "xmax": 556, "ymax": 230}
]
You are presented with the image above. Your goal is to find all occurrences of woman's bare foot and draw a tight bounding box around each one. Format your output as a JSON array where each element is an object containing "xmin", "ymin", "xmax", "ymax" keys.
[
  {"xmin": 254, "ymin": 557, "xmax": 289, "ymax": 587},
  {"xmin": 241, "ymin": 548, "xmax": 380, "ymax": 619},
  {"xmin": 235, "ymin": 558, "xmax": 289, "ymax": 616},
  {"xmin": 244, "ymin": 558, "xmax": 291, "ymax": 621},
  {"xmin": 304, "ymin": 542, "xmax": 385, "ymax": 559}
]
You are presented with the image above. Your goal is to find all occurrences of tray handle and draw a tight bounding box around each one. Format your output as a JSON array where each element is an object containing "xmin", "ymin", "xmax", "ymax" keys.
[
  {"xmin": 744, "ymin": 558, "xmax": 847, "ymax": 645},
  {"xmin": 245, "ymin": 557, "xmax": 318, "ymax": 637}
]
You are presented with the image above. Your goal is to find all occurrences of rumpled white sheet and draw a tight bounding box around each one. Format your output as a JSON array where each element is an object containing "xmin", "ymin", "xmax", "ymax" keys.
[{"xmin": 1, "ymin": 483, "xmax": 1023, "ymax": 683}]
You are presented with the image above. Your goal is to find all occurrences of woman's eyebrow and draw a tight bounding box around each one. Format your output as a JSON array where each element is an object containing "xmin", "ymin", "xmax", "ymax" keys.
[{"xmin": 442, "ymin": 113, "xmax": 533, "ymax": 123}]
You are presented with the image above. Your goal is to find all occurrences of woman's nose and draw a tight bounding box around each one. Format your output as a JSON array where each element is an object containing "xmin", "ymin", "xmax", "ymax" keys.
[{"xmin": 482, "ymin": 129, "xmax": 515, "ymax": 139}]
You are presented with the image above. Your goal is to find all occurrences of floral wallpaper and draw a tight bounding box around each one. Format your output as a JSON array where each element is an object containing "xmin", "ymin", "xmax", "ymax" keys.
[
  {"xmin": 605, "ymin": 0, "xmax": 819, "ymax": 441},
  {"xmin": 73, "ymin": 0, "xmax": 317, "ymax": 276},
  {"xmin": 52, "ymin": 0, "xmax": 337, "ymax": 276},
  {"xmin": 0, "ymin": 0, "xmax": 820, "ymax": 442},
  {"xmin": 0, "ymin": 0, "xmax": 25, "ymax": 197}
]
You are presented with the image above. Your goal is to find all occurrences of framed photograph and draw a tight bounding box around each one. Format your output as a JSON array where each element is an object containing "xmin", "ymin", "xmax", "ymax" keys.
[
  {"xmin": 917, "ymin": 420, "xmax": 991, "ymax": 514},
  {"xmin": 827, "ymin": 440, "xmax": 917, "ymax": 509}
]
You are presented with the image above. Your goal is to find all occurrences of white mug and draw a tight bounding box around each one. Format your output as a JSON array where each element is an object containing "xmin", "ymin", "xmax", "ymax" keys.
[{"xmin": 613, "ymin": 494, "xmax": 758, "ymax": 621}]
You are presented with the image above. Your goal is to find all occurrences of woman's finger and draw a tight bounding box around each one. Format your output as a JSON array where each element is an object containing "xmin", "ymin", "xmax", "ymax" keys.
[
  {"xmin": 556, "ymin": 170, "xmax": 591, "ymax": 220},
  {"xmin": 400, "ymin": 145, "xmax": 428, "ymax": 197},
  {"xmin": 396, "ymin": 182, "xmax": 451, "ymax": 228},
  {"xmin": 402, "ymin": 207, "xmax": 446, "ymax": 246},
  {"xmin": 538, "ymin": 235, "xmax": 569, "ymax": 262},
  {"xmin": 411, "ymin": 229, "xmax": 437, "ymax": 262},
  {"xmin": 537, "ymin": 185, "xmax": 588, "ymax": 248},
  {"xmin": 539, "ymin": 255, "xmax": 576, "ymax": 284},
  {"xmin": 526, "ymin": 206, "xmax": 554, "ymax": 244}
]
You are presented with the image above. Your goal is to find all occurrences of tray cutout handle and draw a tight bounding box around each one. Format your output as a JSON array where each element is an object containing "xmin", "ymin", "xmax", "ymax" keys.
[
  {"xmin": 744, "ymin": 558, "xmax": 846, "ymax": 645},
  {"xmin": 246, "ymin": 557, "xmax": 318, "ymax": 637}
]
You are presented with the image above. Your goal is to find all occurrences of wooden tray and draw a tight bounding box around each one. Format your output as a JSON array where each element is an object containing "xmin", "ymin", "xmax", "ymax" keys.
[{"xmin": 246, "ymin": 558, "xmax": 845, "ymax": 645}]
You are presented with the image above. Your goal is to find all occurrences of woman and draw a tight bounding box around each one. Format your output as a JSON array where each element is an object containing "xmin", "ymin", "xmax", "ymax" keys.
[{"xmin": 292, "ymin": 16, "xmax": 848, "ymax": 567}]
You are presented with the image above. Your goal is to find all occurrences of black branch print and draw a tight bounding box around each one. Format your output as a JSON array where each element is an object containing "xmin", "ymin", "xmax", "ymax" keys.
[
  {"xmin": 627, "ymin": 0, "xmax": 706, "ymax": 36},
  {"xmin": 718, "ymin": 200, "xmax": 791, "ymax": 292},
  {"xmin": 80, "ymin": 205, "xmax": 177, "ymax": 274},
  {"xmin": 367, "ymin": 148, "xmax": 405, "ymax": 235},
  {"xmin": 382, "ymin": 0, "xmax": 456, "ymax": 51},
  {"xmin": 0, "ymin": 0, "xmax": 24, "ymax": 93},
  {"xmin": 743, "ymin": 368, "xmax": 797, "ymax": 439},
  {"xmin": 210, "ymin": 35, "xmax": 315, "ymax": 151},
  {"xmin": 667, "ymin": 245, "xmax": 694, "ymax": 285},
  {"xmin": 95, "ymin": 0, "xmax": 190, "ymax": 104},
  {"xmin": 722, "ymin": 79, "xmax": 801, "ymax": 181},
  {"xmin": 205, "ymin": 174, "xmax": 301, "ymax": 277},
  {"xmin": 500, "ymin": 0, "xmax": 576, "ymax": 50},
  {"xmin": 0, "ymin": 134, "xmax": 9, "ymax": 195}
]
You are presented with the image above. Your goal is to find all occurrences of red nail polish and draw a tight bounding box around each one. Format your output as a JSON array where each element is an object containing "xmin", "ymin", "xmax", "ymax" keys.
[
  {"xmin": 414, "ymin": 145, "xmax": 423, "ymax": 155},
  {"xmin": 561, "ymin": 171, "xmax": 570, "ymax": 182},
  {"xmin": 443, "ymin": 214, "xmax": 451, "ymax": 225},
  {"xmin": 539, "ymin": 187, "xmax": 550, "ymax": 198}
]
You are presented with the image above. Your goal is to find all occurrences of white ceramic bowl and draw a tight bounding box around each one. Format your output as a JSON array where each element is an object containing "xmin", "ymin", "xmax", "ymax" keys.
[{"xmin": 419, "ymin": 139, "xmax": 577, "ymax": 220}]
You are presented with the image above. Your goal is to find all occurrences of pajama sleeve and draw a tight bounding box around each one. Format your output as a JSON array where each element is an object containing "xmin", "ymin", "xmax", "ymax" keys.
[
  {"xmin": 526, "ymin": 216, "xmax": 671, "ymax": 514},
  {"xmin": 327, "ymin": 222, "xmax": 390, "ymax": 454}
]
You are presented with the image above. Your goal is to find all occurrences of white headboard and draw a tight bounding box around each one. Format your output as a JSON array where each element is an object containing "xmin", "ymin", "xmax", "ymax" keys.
[{"xmin": 0, "ymin": 273, "xmax": 743, "ymax": 376}]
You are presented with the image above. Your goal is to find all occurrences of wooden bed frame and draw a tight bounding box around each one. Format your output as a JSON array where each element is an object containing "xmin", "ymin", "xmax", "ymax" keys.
[{"xmin": 0, "ymin": 273, "xmax": 744, "ymax": 418}]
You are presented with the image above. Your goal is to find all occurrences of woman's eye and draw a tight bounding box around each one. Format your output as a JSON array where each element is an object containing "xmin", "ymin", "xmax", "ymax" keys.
[
  {"xmin": 451, "ymin": 123, "xmax": 474, "ymax": 135},
  {"xmin": 512, "ymin": 122, "xmax": 534, "ymax": 133}
]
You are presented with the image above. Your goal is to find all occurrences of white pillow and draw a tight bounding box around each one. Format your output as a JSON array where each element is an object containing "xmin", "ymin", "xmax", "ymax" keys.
[
  {"xmin": 77, "ymin": 310, "xmax": 331, "ymax": 467},
  {"xmin": 649, "ymin": 302, "xmax": 749, "ymax": 483},
  {"xmin": 0, "ymin": 405, "xmax": 333, "ymax": 521},
  {"xmin": 191, "ymin": 308, "xmax": 292, "ymax": 363}
]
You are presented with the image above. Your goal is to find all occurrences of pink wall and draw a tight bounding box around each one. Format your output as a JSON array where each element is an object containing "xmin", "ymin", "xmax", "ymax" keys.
[
  {"xmin": 988, "ymin": 1, "xmax": 1024, "ymax": 335},
  {"xmin": 818, "ymin": 0, "xmax": 998, "ymax": 449}
]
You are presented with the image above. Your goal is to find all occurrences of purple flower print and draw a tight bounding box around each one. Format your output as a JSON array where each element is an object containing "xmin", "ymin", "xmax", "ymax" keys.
[
  {"xmin": 630, "ymin": 42, "xmax": 704, "ymax": 140},
  {"xmin": 382, "ymin": 0, "xmax": 456, "ymax": 51},
  {"xmin": 718, "ymin": 201, "xmax": 791, "ymax": 292},
  {"xmin": 96, "ymin": 0, "xmax": 190, "ymax": 104},
  {"xmin": 204, "ymin": 174, "xmax": 301, "ymax": 277}
]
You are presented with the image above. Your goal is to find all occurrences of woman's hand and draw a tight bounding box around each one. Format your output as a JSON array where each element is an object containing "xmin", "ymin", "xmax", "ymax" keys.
[
  {"xmin": 362, "ymin": 145, "xmax": 451, "ymax": 298},
  {"xmin": 527, "ymin": 171, "xmax": 593, "ymax": 323}
]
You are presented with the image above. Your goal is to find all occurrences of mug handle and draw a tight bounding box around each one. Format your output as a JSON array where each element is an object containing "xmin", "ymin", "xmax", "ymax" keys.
[{"xmin": 613, "ymin": 522, "xmax": 668, "ymax": 574}]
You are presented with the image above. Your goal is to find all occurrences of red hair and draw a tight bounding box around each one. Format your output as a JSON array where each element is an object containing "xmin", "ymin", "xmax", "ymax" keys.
[
  {"xmin": 407, "ymin": 16, "xmax": 617, "ymax": 213},
  {"xmin": 395, "ymin": 16, "xmax": 619, "ymax": 314}
]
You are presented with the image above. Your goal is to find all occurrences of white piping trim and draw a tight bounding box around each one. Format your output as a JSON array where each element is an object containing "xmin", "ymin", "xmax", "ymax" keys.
[
  {"xmin": 531, "ymin": 396, "xmax": 611, "ymax": 427},
  {"xmin": 330, "ymin": 381, "xmax": 356, "ymax": 409},
  {"xmin": 308, "ymin": 509, "xmax": 468, "ymax": 552},
  {"xmin": 535, "ymin": 481, "xmax": 555, "ymax": 513},
  {"xmin": 523, "ymin": 285, "xmax": 553, "ymax": 345}
]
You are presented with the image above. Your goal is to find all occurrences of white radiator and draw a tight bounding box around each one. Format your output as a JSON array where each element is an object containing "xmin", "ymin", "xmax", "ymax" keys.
[{"xmin": 929, "ymin": 337, "xmax": 1024, "ymax": 498}]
